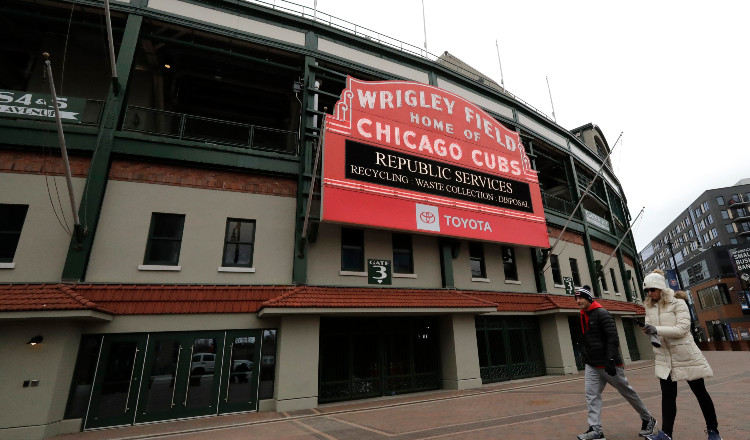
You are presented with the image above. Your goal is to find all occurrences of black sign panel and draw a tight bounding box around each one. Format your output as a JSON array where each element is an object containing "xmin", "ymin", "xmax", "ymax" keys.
[{"xmin": 344, "ymin": 140, "xmax": 533, "ymax": 212}]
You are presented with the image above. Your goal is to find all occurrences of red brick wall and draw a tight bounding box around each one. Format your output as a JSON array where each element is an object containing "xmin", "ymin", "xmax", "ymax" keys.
[
  {"xmin": 0, "ymin": 149, "xmax": 90, "ymax": 177},
  {"xmin": 1, "ymin": 150, "xmax": 298, "ymax": 197},
  {"xmin": 109, "ymin": 159, "xmax": 297, "ymax": 197},
  {"xmin": 547, "ymin": 225, "xmax": 583, "ymax": 245}
]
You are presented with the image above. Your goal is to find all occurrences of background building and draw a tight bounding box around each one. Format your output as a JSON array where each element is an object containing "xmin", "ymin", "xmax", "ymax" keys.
[
  {"xmin": 639, "ymin": 179, "xmax": 750, "ymax": 341},
  {"xmin": 1, "ymin": 0, "xmax": 646, "ymax": 438}
]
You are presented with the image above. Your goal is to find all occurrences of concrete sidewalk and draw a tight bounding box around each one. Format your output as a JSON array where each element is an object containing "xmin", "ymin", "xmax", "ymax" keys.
[{"xmin": 53, "ymin": 352, "xmax": 750, "ymax": 440}]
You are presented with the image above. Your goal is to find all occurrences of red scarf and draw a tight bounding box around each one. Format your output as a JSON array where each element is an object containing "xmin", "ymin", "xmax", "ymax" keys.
[{"xmin": 580, "ymin": 301, "xmax": 603, "ymax": 333}]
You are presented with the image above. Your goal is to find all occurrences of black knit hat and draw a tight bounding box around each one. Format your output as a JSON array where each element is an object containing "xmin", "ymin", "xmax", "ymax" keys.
[{"xmin": 574, "ymin": 285, "xmax": 594, "ymax": 303}]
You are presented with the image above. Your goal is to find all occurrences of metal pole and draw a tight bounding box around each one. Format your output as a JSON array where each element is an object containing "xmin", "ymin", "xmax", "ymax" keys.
[
  {"xmin": 495, "ymin": 40, "xmax": 505, "ymax": 89},
  {"xmin": 102, "ymin": 0, "xmax": 120, "ymax": 94},
  {"xmin": 43, "ymin": 53, "xmax": 84, "ymax": 245},
  {"xmin": 421, "ymin": 0, "xmax": 428, "ymax": 55},
  {"xmin": 546, "ymin": 76, "xmax": 556, "ymax": 122}
]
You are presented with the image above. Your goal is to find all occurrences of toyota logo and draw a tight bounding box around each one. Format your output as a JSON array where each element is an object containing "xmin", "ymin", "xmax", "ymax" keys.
[{"xmin": 420, "ymin": 212, "xmax": 436, "ymax": 224}]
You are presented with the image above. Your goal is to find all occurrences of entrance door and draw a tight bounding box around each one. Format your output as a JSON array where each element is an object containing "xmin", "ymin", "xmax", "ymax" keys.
[
  {"xmin": 84, "ymin": 334, "xmax": 148, "ymax": 429},
  {"xmin": 218, "ymin": 330, "xmax": 261, "ymax": 414},
  {"xmin": 135, "ymin": 332, "xmax": 226, "ymax": 423},
  {"xmin": 84, "ymin": 330, "xmax": 261, "ymax": 429}
]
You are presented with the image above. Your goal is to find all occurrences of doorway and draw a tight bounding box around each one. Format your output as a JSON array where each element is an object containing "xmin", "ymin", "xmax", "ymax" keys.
[{"xmin": 83, "ymin": 330, "xmax": 261, "ymax": 429}]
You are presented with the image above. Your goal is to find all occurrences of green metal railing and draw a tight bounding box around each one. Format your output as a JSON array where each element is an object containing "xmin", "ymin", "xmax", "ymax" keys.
[
  {"xmin": 541, "ymin": 191, "xmax": 581, "ymax": 219},
  {"xmin": 122, "ymin": 106, "xmax": 299, "ymax": 155},
  {"xmin": 476, "ymin": 316, "xmax": 546, "ymax": 384}
]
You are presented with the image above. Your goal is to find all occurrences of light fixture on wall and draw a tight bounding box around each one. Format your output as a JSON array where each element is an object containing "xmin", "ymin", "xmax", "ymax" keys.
[{"xmin": 26, "ymin": 335, "xmax": 43, "ymax": 345}]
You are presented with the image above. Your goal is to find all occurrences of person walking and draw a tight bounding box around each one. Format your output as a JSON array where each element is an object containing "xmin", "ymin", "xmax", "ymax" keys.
[
  {"xmin": 574, "ymin": 285, "xmax": 657, "ymax": 440},
  {"xmin": 641, "ymin": 270, "xmax": 722, "ymax": 440}
]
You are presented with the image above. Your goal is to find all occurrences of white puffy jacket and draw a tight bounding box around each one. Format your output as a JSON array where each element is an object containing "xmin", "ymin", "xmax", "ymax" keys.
[{"xmin": 644, "ymin": 290, "xmax": 713, "ymax": 381}]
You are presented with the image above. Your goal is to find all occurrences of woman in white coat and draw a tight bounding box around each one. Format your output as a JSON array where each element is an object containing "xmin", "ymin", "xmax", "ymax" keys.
[{"xmin": 641, "ymin": 270, "xmax": 721, "ymax": 440}]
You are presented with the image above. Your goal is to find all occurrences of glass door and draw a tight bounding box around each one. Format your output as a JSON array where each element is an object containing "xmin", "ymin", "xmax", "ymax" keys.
[
  {"xmin": 135, "ymin": 332, "xmax": 225, "ymax": 422},
  {"xmin": 217, "ymin": 330, "xmax": 262, "ymax": 414},
  {"xmin": 84, "ymin": 334, "xmax": 148, "ymax": 429}
]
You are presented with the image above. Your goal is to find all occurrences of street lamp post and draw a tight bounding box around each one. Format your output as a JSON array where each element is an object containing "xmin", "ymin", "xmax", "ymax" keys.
[{"xmin": 665, "ymin": 239, "xmax": 701, "ymax": 342}]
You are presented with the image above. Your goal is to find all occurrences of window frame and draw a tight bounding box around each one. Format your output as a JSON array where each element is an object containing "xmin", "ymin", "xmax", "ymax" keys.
[
  {"xmin": 0, "ymin": 204, "xmax": 29, "ymax": 264},
  {"xmin": 610, "ymin": 268, "xmax": 619, "ymax": 294},
  {"xmin": 142, "ymin": 212, "xmax": 186, "ymax": 266},
  {"xmin": 569, "ymin": 258, "xmax": 581, "ymax": 286},
  {"xmin": 469, "ymin": 242, "xmax": 487, "ymax": 279},
  {"xmin": 501, "ymin": 246, "xmax": 518, "ymax": 281},
  {"xmin": 392, "ymin": 232, "xmax": 414, "ymax": 274},
  {"xmin": 340, "ymin": 227, "xmax": 365, "ymax": 272},
  {"xmin": 550, "ymin": 254, "xmax": 562, "ymax": 285},
  {"xmin": 221, "ymin": 218, "xmax": 256, "ymax": 268}
]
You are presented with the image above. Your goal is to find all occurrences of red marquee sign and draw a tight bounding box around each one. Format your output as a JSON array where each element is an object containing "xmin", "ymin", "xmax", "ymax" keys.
[{"xmin": 321, "ymin": 77, "xmax": 549, "ymax": 247}]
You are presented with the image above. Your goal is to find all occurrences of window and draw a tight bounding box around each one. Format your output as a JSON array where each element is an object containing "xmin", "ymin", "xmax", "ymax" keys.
[
  {"xmin": 469, "ymin": 242, "xmax": 486, "ymax": 278},
  {"xmin": 610, "ymin": 268, "xmax": 619, "ymax": 293},
  {"xmin": 731, "ymin": 238, "xmax": 738, "ymax": 245},
  {"xmin": 726, "ymin": 224, "xmax": 735, "ymax": 233},
  {"xmin": 341, "ymin": 228, "xmax": 364, "ymax": 272},
  {"xmin": 569, "ymin": 258, "xmax": 581, "ymax": 286},
  {"xmin": 222, "ymin": 219, "xmax": 255, "ymax": 267},
  {"xmin": 707, "ymin": 214, "xmax": 713, "ymax": 225},
  {"xmin": 143, "ymin": 213, "xmax": 185, "ymax": 265},
  {"xmin": 716, "ymin": 196, "xmax": 725, "ymax": 206},
  {"xmin": 721, "ymin": 210, "xmax": 729, "ymax": 220},
  {"xmin": 550, "ymin": 254, "xmax": 562, "ymax": 285},
  {"xmin": 392, "ymin": 233, "xmax": 414, "ymax": 274},
  {"xmin": 0, "ymin": 204, "xmax": 29, "ymax": 263},
  {"xmin": 600, "ymin": 267, "xmax": 608, "ymax": 291},
  {"xmin": 697, "ymin": 285, "xmax": 730, "ymax": 309},
  {"xmin": 731, "ymin": 194, "xmax": 741, "ymax": 203},
  {"xmin": 701, "ymin": 201, "xmax": 709, "ymax": 212},
  {"xmin": 501, "ymin": 246, "xmax": 518, "ymax": 281}
]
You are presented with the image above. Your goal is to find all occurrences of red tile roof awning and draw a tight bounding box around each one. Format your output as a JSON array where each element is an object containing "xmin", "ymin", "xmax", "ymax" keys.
[
  {"xmin": 258, "ymin": 286, "xmax": 499, "ymax": 316},
  {"xmin": 0, "ymin": 284, "xmax": 644, "ymax": 317}
]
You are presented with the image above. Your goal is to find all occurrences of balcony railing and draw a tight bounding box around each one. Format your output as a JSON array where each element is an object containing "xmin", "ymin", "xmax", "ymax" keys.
[
  {"xmin": 122, "ymin": 106, "xmax": 299, "ymax": 155},
  {"xmin": 541, "ymin": 191, "xmax": 581, "ymax": 219},
  {"xmin": 576, "ymin": 173, "xmax": 607, "ymax": 202}
]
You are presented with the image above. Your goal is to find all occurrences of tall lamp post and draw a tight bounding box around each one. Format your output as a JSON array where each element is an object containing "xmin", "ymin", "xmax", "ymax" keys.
[{"xmin": 665, "ymin": 239, "xmax": 701, "ymax": 342}]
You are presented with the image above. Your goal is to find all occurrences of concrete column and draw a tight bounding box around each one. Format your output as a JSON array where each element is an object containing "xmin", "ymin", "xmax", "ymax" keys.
[
  {"xmin": 274, "ymin": 315, "xmax": 320, "ymax": 412},
  {"xmin": 439, "ymin": 314, "xmax": 482, "ymax": 390},
  {"xmin": 539, "ymin": 313, "xmax": 579, "ymax": 375}
]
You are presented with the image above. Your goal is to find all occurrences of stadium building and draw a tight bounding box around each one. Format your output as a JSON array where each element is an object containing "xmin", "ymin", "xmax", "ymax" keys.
[{"xmin": 0, "ymin": 0, "xmax": 647, "ymax": 438}]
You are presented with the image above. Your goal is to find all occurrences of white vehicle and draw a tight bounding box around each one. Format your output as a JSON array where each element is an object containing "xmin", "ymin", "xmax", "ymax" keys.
[{"xmin": 190, "ymin": 353, "xmax": 216, "ymax": 375}]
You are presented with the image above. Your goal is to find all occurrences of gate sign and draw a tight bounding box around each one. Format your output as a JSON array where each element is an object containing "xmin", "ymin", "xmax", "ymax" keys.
[
  {"xmin": 563, "ymin": 277, "xmax": 575, "ymax": 295},
  {"xmin": 321, "ymin": 77, "xmax": 549, "ymax": 247},
  {"xmin": 0, "ymin": 89, "xmax": 85, "ymax": 123},
  {"xmin": 368, "ymin": 259, "xmax": 392, "ymax": 285}
]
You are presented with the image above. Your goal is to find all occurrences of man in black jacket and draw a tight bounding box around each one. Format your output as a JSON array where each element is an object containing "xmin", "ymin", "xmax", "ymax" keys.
[{"xmin": 575, "ymin": 285, "xmax": 656, "ymax": 440}]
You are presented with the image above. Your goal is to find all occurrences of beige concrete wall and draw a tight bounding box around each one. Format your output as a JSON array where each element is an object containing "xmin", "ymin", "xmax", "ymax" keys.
[
  {"xmin": 274, "ymin": 315, "xmax": 320, "ymax": 412},
  {"xmin": 539, "ymin": 313, "xmax": 579, "ymax": 375},
  {"xmin": 439, "ymin": 314, "xmax": 482, "ymax": 390},
  {"xmin": 79, "ymin": 313, "xmax": 278, "ymax": 335},
  {"xmin": 319, "ymin": 39, "xmax": 429, "ymax": 83},
  {"xmin": 543, "ymin": 237, "xmax": 592, "ymax": 295},
  {"xmin": 0, "ymin": 173, "xmax": 85, "ymax": 283},
  {"xmin": 148, "ymin": 0, "xmax": 306, "ymax": 46},
  {"xmin": 306, "ymin": 223, "xmax": 442, "ymax": 288},
  {"xmin": 452, "ymin": 241, "xmax": 537, "ymax": 292},
  {"xmin": 85, "ymin": 180, "xmax": 296, "ymax": 284},
  {"xmin": 0, "ymin": 321, "xmax": 82, "ymax": 438}
]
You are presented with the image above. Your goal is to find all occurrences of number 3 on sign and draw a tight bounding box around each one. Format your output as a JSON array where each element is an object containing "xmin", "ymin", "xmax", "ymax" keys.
[{"xmin": 368, "ymin": 259, "xmax": 392, "ymax": 285}]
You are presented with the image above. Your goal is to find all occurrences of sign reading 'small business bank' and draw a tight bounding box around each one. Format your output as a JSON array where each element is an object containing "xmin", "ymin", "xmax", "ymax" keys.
[{"xmin": 321, "ymin": 77, "xmax": 549, "ymax": 247}]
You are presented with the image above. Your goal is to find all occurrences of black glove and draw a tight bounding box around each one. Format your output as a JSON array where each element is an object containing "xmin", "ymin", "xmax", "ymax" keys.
[
  {"xmin": 605, "ymin": 362, "xmax": 617, "ymax": 376},
  {"xmin": 643, "ymin": 324, "xmax": 658, "ymax": 335}
]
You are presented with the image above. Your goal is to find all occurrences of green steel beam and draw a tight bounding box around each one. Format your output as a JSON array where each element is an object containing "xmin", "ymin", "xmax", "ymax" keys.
[
  {"xmin": 61, "ymin": 14, "xmax": 143, "ymax": 281},
  {"xmin": 292, "ymin": 32, "xmax": 319, "ymax": 285}
]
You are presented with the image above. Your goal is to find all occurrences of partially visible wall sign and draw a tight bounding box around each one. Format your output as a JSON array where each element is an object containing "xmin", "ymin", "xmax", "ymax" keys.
[{"xmin": 0, "ymin": 89, "xmax": 84, "ymax": 123}]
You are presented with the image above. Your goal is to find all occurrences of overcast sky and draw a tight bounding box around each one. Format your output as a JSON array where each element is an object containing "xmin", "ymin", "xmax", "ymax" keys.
[{"xmin": 287, "ymin": 0, "xmax": 750, "ymax": 250}]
